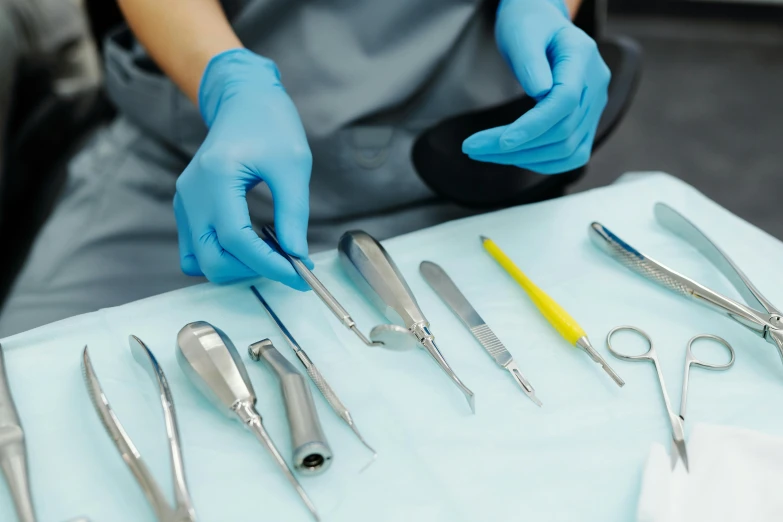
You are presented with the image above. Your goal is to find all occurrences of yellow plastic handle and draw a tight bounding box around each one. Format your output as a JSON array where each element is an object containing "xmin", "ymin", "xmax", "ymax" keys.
[{"xmin": 482, "ymin": 237, "xmax": 586, "ymax": 346}]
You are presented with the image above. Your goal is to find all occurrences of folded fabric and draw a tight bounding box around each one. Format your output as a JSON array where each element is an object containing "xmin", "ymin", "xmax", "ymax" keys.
[{"xmin": 638, "ymin": 423, "xmax": 783, "ymax": 522}]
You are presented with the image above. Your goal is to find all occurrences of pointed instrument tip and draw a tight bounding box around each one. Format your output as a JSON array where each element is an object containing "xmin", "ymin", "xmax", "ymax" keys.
[
  {"xmin": 479, "ymin": 235, "xmax": 490, "ymax": 243},
  {"xmin": 671, "ymin": 438, "xmax": 690, "ymax": 473},
  {"xmin": 530, "ymin": 393, "xmax": 543, "ymax": 408},
  {"xmin": 467, "ymin": 391, "xmax": 476, "ymax": 414}
]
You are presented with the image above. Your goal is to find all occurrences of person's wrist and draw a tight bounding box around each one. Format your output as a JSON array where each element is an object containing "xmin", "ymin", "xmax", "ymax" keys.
[{"xmin": 198, "ymin": 48, "xmax": 282, "ymax": 127}]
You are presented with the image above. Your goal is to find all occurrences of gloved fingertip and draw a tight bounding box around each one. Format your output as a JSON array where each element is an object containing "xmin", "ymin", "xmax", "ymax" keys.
[
  {"xmin": 462, "ymin": 135, "xmax": 488, "ymax": 154},
  {"xmin": 301, "ymin": 256, "xmax": 315, "ymax": 270},
  {"xmin": 499, "ymin": 131, "xmax": 529, "ymax": 151},
  {"xmin": 181, "ymin": 256, "xmax": 203, "ymax": 277}
]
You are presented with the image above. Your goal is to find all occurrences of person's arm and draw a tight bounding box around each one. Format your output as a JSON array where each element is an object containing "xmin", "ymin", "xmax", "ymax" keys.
[
  {"xmin": 119, "ymin": 0, "xmax": 313, "ymax": 289},
  {"xmin": 116, "ymin": 0, "xmax": 242, "ymax": 104},
  {"xmin": 565, "ymin": 0, "xmax": 584, "ymax": 19}
]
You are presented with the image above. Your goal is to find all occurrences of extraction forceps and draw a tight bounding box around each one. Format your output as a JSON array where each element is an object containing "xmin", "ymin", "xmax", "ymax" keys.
[
  {"xmin": 250, "ymin": 286, "xmax": 377, "ymax": 457},
  {"xmin": 262, "ymin": 225, "xmax": 380, "ymax": 347},
  {"xmin": 591, "ymin": 202, "xmax": 783, "ymax": 368},
  {"xmin": 81, "ymin": 337, "xmax": 196, "ymax": 522},
  {"xmin": 419, "ymin": 261, "xmax": 542, "ymax": 406},
  {"xmin": 606, "ymin": 326, "xmax": 690, "ymax": 472},
  {"xmin": 176, "ymin": 322, "xmax": 319, "ymax": 521},
  {"xmin": 338, "ymin": 230, "xmax": 476, "ymax": 413}
]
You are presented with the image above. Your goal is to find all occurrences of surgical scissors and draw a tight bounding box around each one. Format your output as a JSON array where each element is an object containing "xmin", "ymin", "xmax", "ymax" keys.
[
  {"xmin": 679, "ymin": 334, "xmax": 735, "ymax": 423},
  {"xmin": 606, "ymin": 326, "xmax": 735, "ymax": 473}
]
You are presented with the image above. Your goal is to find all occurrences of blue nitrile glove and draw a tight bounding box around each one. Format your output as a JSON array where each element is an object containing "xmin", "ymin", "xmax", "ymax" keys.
[
  {"xmin": 174, "ymin": 49, "xmax": 312, "ymax": 289},
  {"xmin": 462, "ymin": 0, "xmax": 610, "ymax": 175}
]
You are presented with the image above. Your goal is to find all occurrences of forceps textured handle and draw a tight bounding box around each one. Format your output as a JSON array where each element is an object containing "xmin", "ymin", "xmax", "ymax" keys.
[
  {"xmin": 655, "ymin": 203, "xmax": 780, "ymax": 316},
  {"xmin": 589, "ymin": 222, "xmax": 770, "ymax": 333}
]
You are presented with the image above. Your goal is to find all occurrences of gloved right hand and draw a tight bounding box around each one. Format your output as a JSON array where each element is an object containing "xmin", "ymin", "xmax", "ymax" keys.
[{"xmin": 174, "ymin": 48, "xmax": 312, "ymax": 289}]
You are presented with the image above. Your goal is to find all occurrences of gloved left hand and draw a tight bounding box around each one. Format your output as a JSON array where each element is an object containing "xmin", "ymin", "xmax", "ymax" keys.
[{"xmin": 462, "ymin": 0, "xmax": 610, "ymax": 175}]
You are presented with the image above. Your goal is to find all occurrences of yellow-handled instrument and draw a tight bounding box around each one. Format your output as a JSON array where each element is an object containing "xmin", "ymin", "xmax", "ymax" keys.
[{"xmin": 481, "ymin": 236, "xmax": 625, "ymax": 387}]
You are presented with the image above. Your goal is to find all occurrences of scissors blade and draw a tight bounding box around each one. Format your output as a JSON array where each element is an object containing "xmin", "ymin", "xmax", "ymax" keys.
[
  {"xmin": 667, "ymin": 412, "xmax": 690, "ymax": 472},
  {"xmin": 670, "ymin": 437, "xmax": 690, "ymax": 472}
]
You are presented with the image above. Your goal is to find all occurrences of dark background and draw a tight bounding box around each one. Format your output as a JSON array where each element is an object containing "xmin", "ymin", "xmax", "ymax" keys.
[{"xmin": 574, "ymin": 0, "xmax": 783, "ymax": 240}]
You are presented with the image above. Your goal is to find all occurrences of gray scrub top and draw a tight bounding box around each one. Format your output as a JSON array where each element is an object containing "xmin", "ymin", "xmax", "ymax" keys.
[{"xmin": 104, "ymin": 0, "xmax": 522, "ymax": 229}]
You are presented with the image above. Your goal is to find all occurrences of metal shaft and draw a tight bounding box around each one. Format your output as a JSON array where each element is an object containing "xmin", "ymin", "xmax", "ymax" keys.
[
  {"xmin": 176, "ymin": 322, "xmax": 320, "ymax": 520},
  {"xmin": 415, "ymin": 328, "xmax": 475, "ymax": 413},
  {"xmin": 250, "ymin": 286, "xmax": 377, "ymax": 456},
  {"xmin": 235, "ymin": 402, "xmax": 321, "ymax": 521},
  {"xmin": 576, "ymin": 337, "xmax": 625, "ymax": 387},
  {"xmin": 261, "ymin": 227, "xmax": 378, "ymax": 346}
]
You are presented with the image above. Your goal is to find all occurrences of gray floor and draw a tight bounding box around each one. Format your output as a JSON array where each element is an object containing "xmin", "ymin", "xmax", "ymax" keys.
[{"xmin": 572, "ymin": 15, "xmax": 783, "ymax": 239}]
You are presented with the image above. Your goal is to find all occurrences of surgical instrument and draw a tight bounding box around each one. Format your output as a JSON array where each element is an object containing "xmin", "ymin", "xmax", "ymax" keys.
[
  {"xmin": 419, "ymin": 261, "xmax": 542, "ymax": 407},
  {"xmin": 338, "ymin": 230, "xmax": 476, "ymax": 413},
  {"xmin": 678, "ymin": 334, "xmax": 734, "ymax": 423},
  {"xmin": 81, "ymin": 337, "xmax": 196, "ymax": 522},
  {"xmin": 262, "ymin": 225, "xmax": 380, "ymax": 347},
  {"xmin": 176, "ymin": 322, "xmax": 319, "ymax": 521},
  {"xmin": 590, "ymin": 202, "xmax": 783, "ymax": 368},
  {"xmin": 0, "ymin": 344, "xmax": 36, "ymax": 522},
  {"xmin": 481, "ymin": 236, "xmax": 625, "ymax": 387},
  {"xmin": 248, "ymin": 339, "xmax": 332, "ymax": 474},
  {"xmin": 606, "ymin": 326, "xmax": 689, "ymax": 472},
  {"xmin": 250, "ymin": 286, "xmax": 377, "ymax": 457}
]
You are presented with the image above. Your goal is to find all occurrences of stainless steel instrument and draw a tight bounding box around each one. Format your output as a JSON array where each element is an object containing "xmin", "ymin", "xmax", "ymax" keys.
[
  {"xmin": 606, "ymin": 327, "xmax": 735, "ymax": 473},
  {"xmin": 248, "ymin": 339, "xmax": 332, "ymax": 475},
  {"xmin": 176, "ymin": 322, "xmax": 319, "ymax": 521},
  {"xmin": 262, "ymin": 225, "xmax": 379, "ymax": 347},
  {"xmin": 82, "ymin": 337, "xmax": 196, "ymax": 522},
  {"xmin": 606, "ymin": 326, "xmax": 690, "ymax": 472},
  {"xmin": 678, "ymin": 334, "xmax": 734, "ymax": 422},
  {"xmin": 590, "ymin": 202, "xmax": 783, "ymax": 366},
  {"xmin": 0, "ymin": 344, "xmax": 36, "ymax": 522},
  {"xmin": 250, "ymin": 286, "xmax": 377, "ymax": 457},
  {"xmin": 338, "ymin": 230, "xmax": 475, "ymax": 413},
  {"xmin": 419, "ymin": 261, "xmax": 542, "ymax": 407}
]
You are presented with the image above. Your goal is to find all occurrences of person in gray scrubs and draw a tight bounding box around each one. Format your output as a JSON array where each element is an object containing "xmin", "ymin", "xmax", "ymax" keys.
[{"xmin": 0, "ymin": 0, "xmax": 610, "ymax": 335}]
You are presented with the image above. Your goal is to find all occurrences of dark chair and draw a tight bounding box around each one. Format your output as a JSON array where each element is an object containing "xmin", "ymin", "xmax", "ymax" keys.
[
  {"xmin": 0, "ymin": 54, "xmax": 116, "ymax": 308},
  {"xmin": 412, "ymin": 0, "xmax": 642, "ymax": 209}
]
